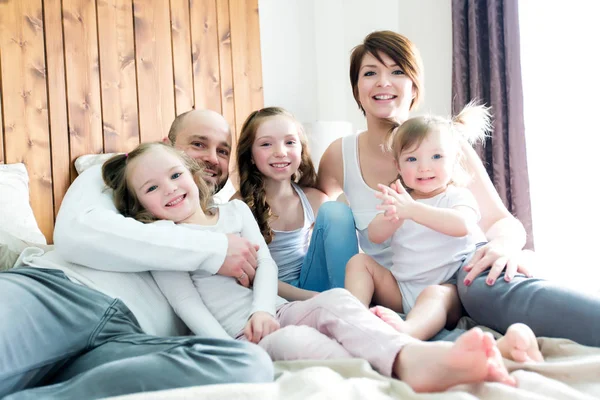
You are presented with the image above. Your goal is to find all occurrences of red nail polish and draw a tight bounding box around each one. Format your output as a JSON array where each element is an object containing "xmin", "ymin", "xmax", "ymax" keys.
[
  {"xmin": 487, "ymin": 279, "xmax": 494, "ymax": 285},
  {"xmin": 464, "ymin": 279, "xmax": 471, "ymax": 286}
]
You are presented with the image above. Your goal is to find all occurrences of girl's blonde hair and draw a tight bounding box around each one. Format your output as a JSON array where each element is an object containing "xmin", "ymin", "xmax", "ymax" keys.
[
  {"xmin": 236, "ymin": 107, "xmax": 317, "ymax": 244},
  {"xmin": 102, "ymin": 142, "xmax": 212, "ymax": 223},
  {"xmin": 385, "ymin": 102, "xmax": 492, "ymax": 187}
]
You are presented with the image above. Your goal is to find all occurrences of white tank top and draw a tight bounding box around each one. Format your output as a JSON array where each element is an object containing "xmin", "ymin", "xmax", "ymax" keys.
[
  {"xmin": 342, "ymin": 133, "xmax": 393, "ymax": 268},
  {"xmin": 268, "ymin": 183, "xmax": 315, "ymax": 282}
]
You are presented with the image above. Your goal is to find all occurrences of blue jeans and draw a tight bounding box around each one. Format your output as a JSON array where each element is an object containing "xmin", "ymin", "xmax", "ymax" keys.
[
  {"xmin": 295, "ymin": 201, "xmax": 359, "ymax": 292},
  {"xmin": 0, "ymin": 267, "xmax": 273, "ymax": 400}
]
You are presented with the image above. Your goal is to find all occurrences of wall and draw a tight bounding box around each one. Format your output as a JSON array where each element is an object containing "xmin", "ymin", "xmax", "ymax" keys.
[
  {"xmin": 0, "ymin": 0, "xmax": 263, "ymax": 242},
  {"xmin": 259, "ymin": 0, "xmax": 452, "ymax": 133}
]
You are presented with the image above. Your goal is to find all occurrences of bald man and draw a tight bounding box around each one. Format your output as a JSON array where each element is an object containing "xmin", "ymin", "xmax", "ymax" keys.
[
  {"xmin": 1, "ymin": 110, "xmax": 271, "ymax": 399},
  {"xmin": 164, "ymin": 109, "xmax": 232, "ymax": 192}
]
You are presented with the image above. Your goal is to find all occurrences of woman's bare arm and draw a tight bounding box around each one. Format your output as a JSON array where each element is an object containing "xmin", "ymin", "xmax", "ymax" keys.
[
  {"xmin": 317, "ymin": 138, "xmax": 345, "ymax": 200},
  {"xmin": 463, "ymin": 143, "xmax": 526, "ymax": 245},
  {"xmin": 463, "ymin": 144, "xmax": 523, "ymax": 238},
  {"xmin": 302, "ymin": 187, "xmax": 329, "ymax": 217},
  {"xmin": 462, "ymin": 143, "xmax": 529, "ymax": 284}
]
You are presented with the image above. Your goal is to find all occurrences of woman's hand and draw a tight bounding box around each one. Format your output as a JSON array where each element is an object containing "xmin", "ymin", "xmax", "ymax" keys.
[
  {"xmin": 244, "ymin": 311, "xmax": 280, "ymax": 344},
  {"xmin": 463, "ymin": 241, "xmax": 535, "ymax": 286}
]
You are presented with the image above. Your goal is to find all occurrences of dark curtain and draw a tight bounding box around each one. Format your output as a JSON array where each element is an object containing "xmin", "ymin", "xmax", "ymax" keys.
[{"xmin": 452, "ymin": 0, "xmax": 534, "ymax": 249}]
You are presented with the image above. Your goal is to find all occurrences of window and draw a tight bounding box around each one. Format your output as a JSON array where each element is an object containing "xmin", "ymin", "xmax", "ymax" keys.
[{"xmin": 520, "ymin": 1, "xmax": 600, "ymax": 291}]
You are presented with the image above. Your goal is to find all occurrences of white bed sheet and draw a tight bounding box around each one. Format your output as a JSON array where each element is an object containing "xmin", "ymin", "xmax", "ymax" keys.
[{"xmin": 104, "ymin": 337, "xmax": 600, "ymax": 400}]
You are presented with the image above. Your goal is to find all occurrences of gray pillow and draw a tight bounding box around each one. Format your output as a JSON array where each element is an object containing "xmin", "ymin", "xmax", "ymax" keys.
[
  {"xmin": 0, "ymin": 230, "xmax": 53, "ymax": 271},
  {"xmin": 0, "ymin": 243, "xmax": 20, "ymax": 271}
]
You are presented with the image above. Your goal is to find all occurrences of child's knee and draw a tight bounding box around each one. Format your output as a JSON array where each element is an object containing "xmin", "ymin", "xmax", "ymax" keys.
[
  {"xmin": 346, "ymin": 253, "xmax": 370, "ymax": 273},
  {"xmin": 420, "ymin": 285, "xmax": 455, "ymax": 301}
]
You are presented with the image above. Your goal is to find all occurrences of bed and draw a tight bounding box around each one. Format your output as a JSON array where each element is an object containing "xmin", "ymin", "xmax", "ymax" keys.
[
  {"xmin": 3, "ymin": 166, "xmax": 600, "ymax": 400},
  {"xmin": 104, "ymin": 344, "xmax": 600, "ymax": 400}
]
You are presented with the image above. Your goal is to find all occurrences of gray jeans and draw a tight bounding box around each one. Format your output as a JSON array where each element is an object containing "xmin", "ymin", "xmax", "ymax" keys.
[
  {"xmin": 0, "ymin": 267, "xmax": 273, "ymax": 400},
  {"xmin": 457, "ymin": 266, "xmax": 600, "ymax": 347},
  {"xmin": 421, "ymin": 266, "xmax": 600, "ymax": 346}
]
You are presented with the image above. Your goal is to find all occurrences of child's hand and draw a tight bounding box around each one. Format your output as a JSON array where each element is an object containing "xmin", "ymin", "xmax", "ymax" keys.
[
  {"xmin": 244, "ymin": 311, "xmax": 280, "ymax": 344},
  {"xmin": 376, "ymin": 179, "xmax": 415, "ymax": 220},
  {"xmin": 375, "ymin": 185, "xmax": 401, "ymax": 221}
]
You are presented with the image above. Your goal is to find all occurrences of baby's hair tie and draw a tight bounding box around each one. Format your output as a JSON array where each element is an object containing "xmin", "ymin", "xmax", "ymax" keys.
[{"xmin": 125, "ymin": 153, "xmax": 129, "ymax": 158}]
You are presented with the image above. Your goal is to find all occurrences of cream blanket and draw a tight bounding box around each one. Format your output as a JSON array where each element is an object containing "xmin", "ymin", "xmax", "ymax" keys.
[{"xmin": 105, "ymin": 337, "xmax": 600, "ymax": 400}]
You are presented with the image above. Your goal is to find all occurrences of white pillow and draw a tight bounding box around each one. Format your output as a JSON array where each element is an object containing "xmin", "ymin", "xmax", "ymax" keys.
[
  {"xmin": 74, "ymin": 153, "xmax": 118, "ymax": 175},
  {"xmin": 0, "ymin": 163, "xmax": 47, "ymax": 244}
]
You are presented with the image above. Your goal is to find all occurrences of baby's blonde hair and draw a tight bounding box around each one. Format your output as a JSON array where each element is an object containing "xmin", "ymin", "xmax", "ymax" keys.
[{"xmin": 385, "ymin": 101, "xmax": 492, "ymax": 187}]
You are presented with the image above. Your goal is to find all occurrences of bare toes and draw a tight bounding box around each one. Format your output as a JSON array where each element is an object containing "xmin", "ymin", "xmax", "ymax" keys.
[
  {"xmin": 487, "ymin": 361, "xmax": 517, "ymax": 386},
  {"xmin": 510, "ymin": 348, "xmax": 532, "ymax": 363},
  {"xmin": 502, "ymin": 323, "xmax": 544, "ymax": 363}
]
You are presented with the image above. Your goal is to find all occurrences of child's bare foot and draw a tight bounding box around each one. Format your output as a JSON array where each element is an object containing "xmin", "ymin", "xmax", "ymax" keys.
[
  {"xmin": 370, "ymin": 305, "xmax": 407, "ymax": 332},
  {"xmin": 395, "ymin": 327, "xmax": 516, "ymax": 393},
  {"xmin": 497, "ymin": 323, "xmax": 544, "ymax": 363}
]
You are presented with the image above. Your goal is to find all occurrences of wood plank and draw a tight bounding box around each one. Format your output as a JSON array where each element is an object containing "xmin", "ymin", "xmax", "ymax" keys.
[
  {"xmin": 216, "ymin": 0, "xmax": 235, "ymax": 138},
  {"xmin": 170, "ymin": 0, "xmax": 194, "ymax": 115},
  {"xmin": 190, "ymin": 0, "xmax": 221, "ymax": 112},
  {"xmin": 229, "ymin": 0, "xmax": 263, "ymax": 136},
  {"xmin": 43, "ymin": 0, "xmax": 70, "ymax": 216},
  {"xmin": 97, "ymin": 0, "xmax": 140, "ymax": 153},
  {"xmin": 63, "ymin": 0, "xmax": 104, "ymax": 177},
  {"xmin": 133, "ymin": 0, "xmax": 176, "ymax": 143},
  {"xmin": 215, "ymin": 0, "xmax": 237, "ymax": 184},
  {"xmin": 0, "ymin": 0, "xmax": 55, "ymax": 242}
]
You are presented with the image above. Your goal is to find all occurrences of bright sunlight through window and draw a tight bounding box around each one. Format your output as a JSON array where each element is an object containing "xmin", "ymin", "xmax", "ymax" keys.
[{"xmin": 520, "ymin": 1, "xmax": 600, "ymax": 292}]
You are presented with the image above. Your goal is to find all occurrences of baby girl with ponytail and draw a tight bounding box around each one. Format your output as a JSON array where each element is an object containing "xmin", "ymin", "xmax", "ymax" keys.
[{"xmin": 345, "ymin": 103, "xmax": 543, "ymax": 361}]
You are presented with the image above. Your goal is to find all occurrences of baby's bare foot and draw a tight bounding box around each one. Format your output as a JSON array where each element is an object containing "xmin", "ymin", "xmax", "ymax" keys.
[
  {"xmin": 497, "ymin": 323, "xmax": 544, "ymax": 363},
  {"xmin": 396, "ymin": 327, "xmax": 516, "ymax": 393},
  {"xmin": 370, "ymin": 305, "xmax": 407, "ymax": 332}
]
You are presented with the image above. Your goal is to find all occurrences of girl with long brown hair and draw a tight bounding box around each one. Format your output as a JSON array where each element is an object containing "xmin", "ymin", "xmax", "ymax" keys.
[{"xmin": 234, "ymin": 107, "xmax": 357, "ymax": 301}]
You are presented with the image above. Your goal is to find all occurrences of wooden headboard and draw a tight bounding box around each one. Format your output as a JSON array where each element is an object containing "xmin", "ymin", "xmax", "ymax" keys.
[{"xmin": 0, "ymin": 0, "xmax": 264, "ymax": 243}]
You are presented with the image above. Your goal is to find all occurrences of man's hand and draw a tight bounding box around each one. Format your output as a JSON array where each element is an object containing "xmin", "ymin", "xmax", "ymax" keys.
[
  {"xmin": 244, "ymin": 311, "xmax": 280, "ymax": 344},
  {"xmin": 217, "ymin": 234, "xmax": 259, "ymax": 287}
]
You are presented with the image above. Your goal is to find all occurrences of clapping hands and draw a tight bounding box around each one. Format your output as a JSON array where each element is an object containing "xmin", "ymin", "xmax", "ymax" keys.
[{"xmin": 375, "ymin": 179, "xmax": 415, "ymax": 222}]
